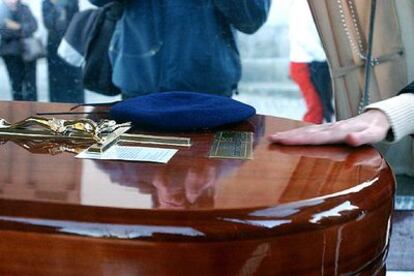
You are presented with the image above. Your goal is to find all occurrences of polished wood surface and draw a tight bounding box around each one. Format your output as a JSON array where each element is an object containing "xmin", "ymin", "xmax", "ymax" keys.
[{"xmin": 0, "ymin": 101, "xmax": 394, "ymax": 275}]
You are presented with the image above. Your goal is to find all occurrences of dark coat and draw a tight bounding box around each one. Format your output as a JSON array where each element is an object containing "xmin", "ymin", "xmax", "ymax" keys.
[
  {"xmin": 0, "ymin": 3, "xmax": 37, "ymax": 56},
  {"xmin": 42, "ymin": 0, "xmax": 79, "ymax": 49},
  {"xmin": 42, "ymin": 0, "xmax": 84, "ymax": 103},
  {"xmin": 89, "ymin": 0, "xmax": 271, "ymax": 97}
]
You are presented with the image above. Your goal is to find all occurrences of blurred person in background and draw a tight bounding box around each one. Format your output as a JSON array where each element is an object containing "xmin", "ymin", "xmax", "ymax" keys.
[
  {"xmin": 0, "ymin": 0, "xmax": 38, "ymax": 101},
  {"xmin": 43, "ymin": 0, "xmax": 84, "ymax": 103},
  {"xmin": 288, "ymin": 0, "xmax": 333, "ymax": 124}
]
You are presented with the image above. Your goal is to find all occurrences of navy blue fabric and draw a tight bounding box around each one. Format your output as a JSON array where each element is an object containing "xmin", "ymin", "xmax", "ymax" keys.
[
  {"xmin": 109, "ymin": 92, "xmax": 256, "ymax": 131},
  {"xmin": 89, "ymin": 0, "xmax": 270, "ymax": 98},
  {"xmin": 310, "ymin": 61, "xmax": 334, "ymax": 122}
]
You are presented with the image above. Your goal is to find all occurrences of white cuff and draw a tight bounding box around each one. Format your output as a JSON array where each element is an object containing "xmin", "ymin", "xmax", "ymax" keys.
[{"xmin": 364, "ymin": 93, "xmax": 414, "ymax": 143}]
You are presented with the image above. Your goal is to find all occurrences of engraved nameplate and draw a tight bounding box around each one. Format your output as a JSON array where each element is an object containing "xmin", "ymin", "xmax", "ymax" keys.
[
  {"xmin": 209, "ymin": 131, "xmax": 253, "ymax": 160},
  {"xmin": 120, "ymin": 133, "xmax": 191, "ymax": 147}
]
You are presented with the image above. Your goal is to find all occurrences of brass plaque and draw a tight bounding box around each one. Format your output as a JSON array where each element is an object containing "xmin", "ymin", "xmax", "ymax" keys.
[
  {"xmin": 120, "ymin": 133, "xmax": 191, "ymax": 147},
  {"xmin": 209, "ymin": 131, "xmax": 253, "ymax": 160}
]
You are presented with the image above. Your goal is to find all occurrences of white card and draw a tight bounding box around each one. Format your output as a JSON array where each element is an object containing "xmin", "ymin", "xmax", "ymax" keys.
[{"xmin": 76, "ymin": 145, "xmax": 178, "ymax": 164}]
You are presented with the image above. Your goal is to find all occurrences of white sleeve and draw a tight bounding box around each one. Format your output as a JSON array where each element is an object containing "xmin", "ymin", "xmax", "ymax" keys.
[{"xmin": 365, "ymin": 93, "xmax": 414, "ymax": 142}]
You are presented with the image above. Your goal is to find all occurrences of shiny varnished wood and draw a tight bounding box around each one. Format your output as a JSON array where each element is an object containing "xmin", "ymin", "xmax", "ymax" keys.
[{"xmin": 0, "ymin": 101, "xmax": 394, "ymax": 275}]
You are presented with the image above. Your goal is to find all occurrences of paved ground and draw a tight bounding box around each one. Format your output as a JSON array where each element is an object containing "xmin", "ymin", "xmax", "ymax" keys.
[{"xmin": 388, "ymin": 212, "xmax": 414, "ymax": 271}]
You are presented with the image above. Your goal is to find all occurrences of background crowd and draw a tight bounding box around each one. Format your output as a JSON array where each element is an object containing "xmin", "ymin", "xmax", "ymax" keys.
[{"xmin": 0, "ymin": 0, "xmax": 83, "ymax": 103}]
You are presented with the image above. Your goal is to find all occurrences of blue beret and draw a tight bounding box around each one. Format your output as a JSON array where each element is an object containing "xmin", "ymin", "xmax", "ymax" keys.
[{"xmin": 109, "ymin": 92, "xmax": 256, "ymax": 131}]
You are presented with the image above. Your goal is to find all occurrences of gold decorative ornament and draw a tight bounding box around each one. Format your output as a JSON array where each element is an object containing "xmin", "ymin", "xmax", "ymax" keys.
[
  {"xmin": 0, "ymin": 116, "xmax": 130, "ymax": 144},
  {"xmin": 0, "ymin": 116, "xmax": 131, "ymax": 153},
  {"xmin": 0, "ymin": 117, "xmax": 191, "ymax": 155}
]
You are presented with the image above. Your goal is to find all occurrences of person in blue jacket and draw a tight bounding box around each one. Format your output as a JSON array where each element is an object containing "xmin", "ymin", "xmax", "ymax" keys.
[
  {"xmin": 42, "ymin": 0, "xmax": 84, "ymax": 103},
  {"xmin": 89, "ymin": 0, "xmax": 271, "ymax": 98}
]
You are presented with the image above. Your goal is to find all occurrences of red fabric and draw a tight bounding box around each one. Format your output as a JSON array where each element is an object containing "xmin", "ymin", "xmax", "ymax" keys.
[{"xmin": 290, "ymin": 62, "xmax": 323, "ymax": 124}]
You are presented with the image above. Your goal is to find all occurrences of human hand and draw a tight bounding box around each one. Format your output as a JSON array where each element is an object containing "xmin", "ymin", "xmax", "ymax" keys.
[
  {"xmin": 268, "ymin": 109, "xmax": 391, "ymax": 146},
  {"xmin": 4, "ymin": 19, "xmax": 21, "ymax": 31}
]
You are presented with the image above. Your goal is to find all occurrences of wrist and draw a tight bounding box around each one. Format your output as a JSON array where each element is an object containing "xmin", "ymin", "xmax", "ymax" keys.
[
  {"xmin": 365, "ymin": 109, "xmax": 392, "ymax": 140},
  {"xmin": 365, "ymin": 94, "xmax": 414, "ymax": 142}
]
